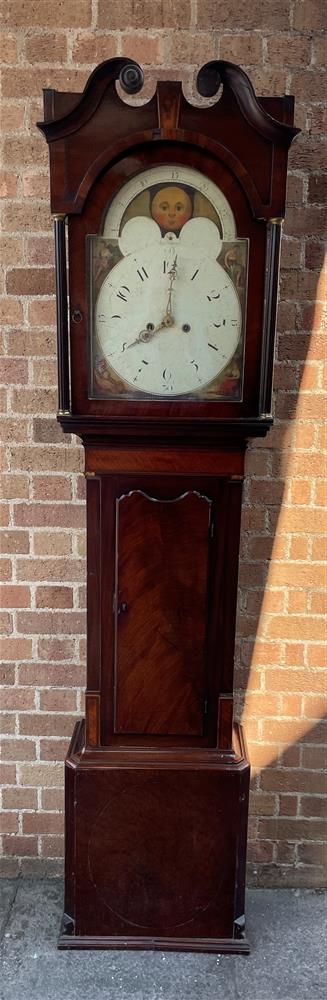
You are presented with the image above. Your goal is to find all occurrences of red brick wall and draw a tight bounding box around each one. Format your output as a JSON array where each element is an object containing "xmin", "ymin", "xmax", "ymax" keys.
[{"xmin": 0, "ymin": 1, "xmax": 326, "ymax": 883}]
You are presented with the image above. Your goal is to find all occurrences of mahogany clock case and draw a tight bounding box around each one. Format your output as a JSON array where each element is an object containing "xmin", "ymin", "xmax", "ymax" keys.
[{"xmin": 37, "ymin": 59, "xmax": 299, "ymax": 952}]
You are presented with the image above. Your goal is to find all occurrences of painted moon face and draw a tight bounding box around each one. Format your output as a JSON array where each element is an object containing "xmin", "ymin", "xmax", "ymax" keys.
[{"xmin": 150, "ymin": 186, "xmax": 193, "ymax": 232}]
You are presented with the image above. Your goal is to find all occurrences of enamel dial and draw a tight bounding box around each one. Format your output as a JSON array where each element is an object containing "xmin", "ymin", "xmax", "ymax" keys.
[{"xmin": 95, "ymin": 228, "xmax": 241, "ymax": 398}]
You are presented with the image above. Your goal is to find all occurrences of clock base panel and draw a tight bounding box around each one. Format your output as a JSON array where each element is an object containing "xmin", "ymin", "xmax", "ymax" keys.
[{"xmin": 60, "ymin": 720, "xmax": 250, "ymax": 953}]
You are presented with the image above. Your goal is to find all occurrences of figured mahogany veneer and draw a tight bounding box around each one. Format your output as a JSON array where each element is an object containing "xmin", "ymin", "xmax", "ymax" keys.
[{"xmin": 114, "ymin": 489, "xmax": 211, "ymax": 737}]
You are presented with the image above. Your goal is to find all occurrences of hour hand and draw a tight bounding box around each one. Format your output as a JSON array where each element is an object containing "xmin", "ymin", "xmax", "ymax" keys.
[{"xmin": 127, "ymin": 320, "xmax": 168, "ymax": 349}]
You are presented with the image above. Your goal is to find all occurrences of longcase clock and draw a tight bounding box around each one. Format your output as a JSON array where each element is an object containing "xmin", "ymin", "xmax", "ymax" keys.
[{"xmin": 38, "ymin": 58, "xmax": 299, "ymax": 952}]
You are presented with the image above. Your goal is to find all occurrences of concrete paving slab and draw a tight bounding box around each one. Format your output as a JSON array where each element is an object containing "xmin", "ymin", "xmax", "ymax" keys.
[
  {"xmin": 235, "ymin": 889, "xmax": 327, "ymax": 1000},
  {"xmin": 0, "ymin": 880, "xmax": 326, "ymax": 1000}
]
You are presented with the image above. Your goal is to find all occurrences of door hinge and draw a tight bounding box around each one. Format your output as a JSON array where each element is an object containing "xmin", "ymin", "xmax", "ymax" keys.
[{"xmin": 203, "ymin": 697, "xmax": 208, "ymax": 716}]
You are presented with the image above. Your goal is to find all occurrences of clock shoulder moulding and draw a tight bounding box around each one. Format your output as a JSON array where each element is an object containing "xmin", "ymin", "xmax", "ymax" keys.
[{"xmin": 38, "ymin": 58, "xmax": 299, "ymax": 951}]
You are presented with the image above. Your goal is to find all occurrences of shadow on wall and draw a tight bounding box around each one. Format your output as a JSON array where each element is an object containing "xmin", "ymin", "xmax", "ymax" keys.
[{"xmin": 233, "ymin": 253, "xmax": 326, "ymax": 886}]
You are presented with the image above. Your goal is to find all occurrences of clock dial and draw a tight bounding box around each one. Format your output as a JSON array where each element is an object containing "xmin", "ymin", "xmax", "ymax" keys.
[
  {"xmin": 95, "ymin": 237, "xmax": 241, "ymax": 398},
  {"xmin": 90, "ymin": 167, "xmax": 248, "ymax": 401}
]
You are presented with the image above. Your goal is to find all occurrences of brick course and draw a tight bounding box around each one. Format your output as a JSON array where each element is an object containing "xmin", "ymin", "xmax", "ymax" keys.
[{"xmin": 0, "ymin": 0, "xmax": 326, "ymax": 885}]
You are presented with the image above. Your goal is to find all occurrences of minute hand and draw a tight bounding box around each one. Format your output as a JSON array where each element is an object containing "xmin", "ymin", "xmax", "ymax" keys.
[{"xmin": 165, "ymin": 256, "xmax": 178, "ymax": 320}]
